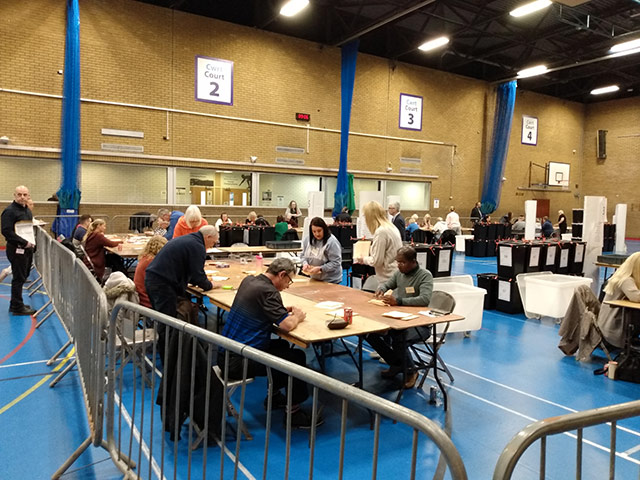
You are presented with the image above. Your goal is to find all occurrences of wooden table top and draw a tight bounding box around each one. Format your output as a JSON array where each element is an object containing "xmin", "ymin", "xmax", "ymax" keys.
[
  {"xmin": 105, "ymin": 234, "xmax": 150, "ymax": 258},
  {"xmin": 198, "ymin": 273, "xmax": 463, "ymax": 348},
  {"xmin": 604, "ymin": 299, "xmax": 640, "ymax": 310}
]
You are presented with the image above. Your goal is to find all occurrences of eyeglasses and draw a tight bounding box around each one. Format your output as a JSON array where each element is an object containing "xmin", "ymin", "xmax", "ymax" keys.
[{"xmin": 284, "ymin": 273, "xmax": 294, "ymax": 287}]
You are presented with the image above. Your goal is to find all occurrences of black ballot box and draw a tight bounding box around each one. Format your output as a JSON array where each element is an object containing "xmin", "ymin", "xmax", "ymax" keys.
[
  {"xmin": 465, "ymin": 238, "xmax": 473, "ymax": 256},
  {"xmin": 231, "ymin": 226, "xmax": 245, "ymax": 245},
  {"xmin": 497, "ymin": 241, "xmax": 529, "ymax": 278},
  {"xmin": 555, "ymin": 241, "xmax": 572, "ymax": 274},
  {"xmin": 487, "ymin": 223, "xmax": 498, "ymax": 241},
  {"xmin": 425, "ymin": 244, "xmax": 454, "ymax": 277},
  {"xmin": 340, "ymin": 225, "xmax": 356, "ymax": 248},
  {"xmin": 540, "ymin": 241, "xmax": 558, "ymax": 273},
  {"xmin": 477, "ymin": 273, "xmax": 498, "ymax": 310},
  {"xmin": 525, "ymin": 243, "xmax": 543, "ymax": 272},
  {"xmin": 474, "ymin": 223, "xmax": 488, "ymax": 240},
  {"xmin": 219, "ymin": 226, "xmax": 232, "ymax": 247},
  {"xmin": 246, "ymin": 226, "xmax": 261, "ymax": 246},
  {"xmin": 569, "ymin": 241, "xmax": 586, "ymax": 274},
  {"xmin": 472, "ymin": 240, "xmax": 488, "ymax": 257},
  {"xmin": 495, "ymin": 277, "xmax": 523, "ymax": 314},
  {"xmin": 261, "ymin": 226, "xmax": 275, "ymax": 244},
  {"xmin": 486, "ymin": 240, "xmax": 497, "ymax": 257}
]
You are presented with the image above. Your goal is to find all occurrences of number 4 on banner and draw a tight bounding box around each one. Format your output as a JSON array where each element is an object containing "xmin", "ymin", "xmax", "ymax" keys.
[{"xmin": 521, "ymin": 115, "xmax": 538, "ymax": 146}]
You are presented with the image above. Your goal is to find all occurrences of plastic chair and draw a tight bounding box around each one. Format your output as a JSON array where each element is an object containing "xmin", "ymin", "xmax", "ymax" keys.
[{"xmin": 214, "ymin": 365, "xmax": 254, "ymax": 440}]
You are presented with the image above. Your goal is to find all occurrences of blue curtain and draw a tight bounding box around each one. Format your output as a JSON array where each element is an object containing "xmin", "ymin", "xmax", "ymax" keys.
[
  {"xmin": 481, "ymin": 81, "xmax": 517, "ymax": 214},
  {"xmin": 333, "ymin": 40, "xmax": 359, "ymax": 217},
  {"xmin": 55, "ymin": 0, "xmax": 81, "ymax": 237}
]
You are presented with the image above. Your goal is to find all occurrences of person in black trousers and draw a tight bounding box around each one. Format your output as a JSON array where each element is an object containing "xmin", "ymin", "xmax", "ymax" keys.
[{"xmin": 1, "ymin": 186, "xmax": 36, "ymax": 315}]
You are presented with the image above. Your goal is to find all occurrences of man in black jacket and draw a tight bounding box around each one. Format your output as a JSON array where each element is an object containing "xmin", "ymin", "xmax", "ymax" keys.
[
  {"xmin": 145, "ymin": 225, "xmax": 218, "ymax": 320},
  {"xmin": 388, "ymin": 201, "xmax": 405, "ymax": 240},
  {"xmin": 1, "ymin": 186, "xmax": 36, "ymax": 315}
]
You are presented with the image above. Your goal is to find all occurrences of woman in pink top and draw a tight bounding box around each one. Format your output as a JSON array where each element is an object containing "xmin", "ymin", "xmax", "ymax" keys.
[
  {"xmin": 133, "ymin": 235, "xmax": 168, "ymax": 308},
  {"xmin": 172, "ymin": 205, "xmax": 208, "ymax": 238}
]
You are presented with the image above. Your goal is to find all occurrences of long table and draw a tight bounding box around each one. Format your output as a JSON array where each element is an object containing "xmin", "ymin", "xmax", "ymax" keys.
[{"xmin": 194, "ymin": 266, "xmax": 463, "ymax": 408}]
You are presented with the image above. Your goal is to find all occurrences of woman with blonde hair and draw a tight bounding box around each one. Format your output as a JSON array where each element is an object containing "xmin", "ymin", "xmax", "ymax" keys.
[
  {"xmin": 420, "ymin": 214, "xmax": 432, "ymax": 231},
  {"xmin": 598, "ymin": 252, "xmax": 640, "ymax": 348},
  {"xmin": 134, "ymin": 235, "xmax": 168, "ymax": 308},
  {"xmin": 172, "ymin": 205, "xmax": 208, "ymax": 238},
  {"xmin": 83, "ymin": 219, "xmax": 123, "ymax": 280},
  {"xmin": 354, "ymin": 201, "xmax": 403, "ymax": 288}
]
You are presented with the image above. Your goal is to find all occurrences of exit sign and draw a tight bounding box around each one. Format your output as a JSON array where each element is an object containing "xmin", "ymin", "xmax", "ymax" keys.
[{"xmin": 295, "ymin": 112, "xmax": 310, "ymax": 122}]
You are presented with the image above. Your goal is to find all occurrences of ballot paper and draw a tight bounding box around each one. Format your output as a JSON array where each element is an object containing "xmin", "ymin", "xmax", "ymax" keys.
[
  {"xmin": 368, "ymin": 299, "xmax": 387, "ymax": 306},
  {"xmin": 382, "ymin": 311, "xmax": 419, "ymax": 320},
  {"xmin": 204, "ymin": 269, "xmax": 219, "ymax": 275},
  {"xmin": 209, "ymin": 276, "xmax": 229, "ymax": 282},
  {"xmin": 315, "ymin": 301, "xmax": 344, "ymax": 309},
  {"xmin": 206, "ymin": 248, "xmax": 223, "ymax": 253},
  {"xmin": 15, "ymin": 221, "xmax": 35, "ymax": 245}
]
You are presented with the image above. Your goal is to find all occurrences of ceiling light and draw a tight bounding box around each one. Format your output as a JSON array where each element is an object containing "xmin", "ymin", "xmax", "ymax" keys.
[
  {"xmin": 280, "ymin": 0, "xmax": 309, "ymax": 17},
  {"xmin": 510, "ymin": 0, "xmax": 552, "ymax": 18},
  {"xmin": 590, "ymin": 85, "xmax": 620, "ymax": 95},
  {"xmin": 610, "ymin": 46, "xmax": 640, "ymax": 58},
  {"xmin": 517, "ymin": 64, "xmax": 549, "ymax": 78},
  {"xmin": 610, "ymin": 38, "xmax": 640, "ymax": 53},
  {"xmin": 418, "ymin": 36, "xmax": 450, "ymax": 52}
]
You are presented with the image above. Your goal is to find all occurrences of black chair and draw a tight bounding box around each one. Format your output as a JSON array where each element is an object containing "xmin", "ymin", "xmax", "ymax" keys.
[
  {"xmin": 411, "ymin": 229, "xmax": 434, "ymax": 244},
  {"xmin": 405, "ymin": 291, "xmax": 457, "ymax": 405},
  {"xmin": 281, "ymin": 229, "xmax": 299, "ymax": 241}
]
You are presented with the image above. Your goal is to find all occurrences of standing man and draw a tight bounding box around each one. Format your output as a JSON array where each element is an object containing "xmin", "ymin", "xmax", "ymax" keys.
[
  {"xmin": 470, "ymin": 202, "xmax": 483, "ymax": 225},
  {"xmin": 145, "ymin": 225, "xmax": 217, "ymax": 320},
  {"xmin": 1, "ymin": 186, "xmax": 36, "ymax": 315},
  {"xmin": 388, "ymin": 201, "xmax": 405, "ymax": 240},
  {"xmin": 219, "ymin": 257, "xmax": 323, "ymax": 429}
]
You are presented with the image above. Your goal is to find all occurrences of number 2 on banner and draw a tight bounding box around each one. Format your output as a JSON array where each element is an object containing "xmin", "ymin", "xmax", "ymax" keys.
[
  {"xmin": 210, "ymin": 82, "xmax": 219, "ymax": 97},
  {"xmin": 195, "ymin": 55, "xmax": 233, "ymax": 106}
]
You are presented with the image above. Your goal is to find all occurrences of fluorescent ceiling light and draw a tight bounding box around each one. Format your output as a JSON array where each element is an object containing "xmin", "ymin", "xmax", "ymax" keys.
[
  {"xmin": 610, "ymin": 38, "xmax": 640, "ymax": 53},
  {"xmin": 610, "ymin": 46, "xmax": 640, "ymax": 58},
  {"xmin": 280, "ymin": 0, "xmax": 309, "ymax": 17},
  {"xmin": 418, "ymin": 36, "xmax": 450, "ymax": 52},
  {"xmin": 517, "ymin": 64, "xmax": 549, "ymax": 78},
  {"xmin": 510, "ymin": 0, "xmax": 552, "ymax": 18},
  {"xmin": 590, "ymin": 85, "xmax": 620, "ymax": 95}
]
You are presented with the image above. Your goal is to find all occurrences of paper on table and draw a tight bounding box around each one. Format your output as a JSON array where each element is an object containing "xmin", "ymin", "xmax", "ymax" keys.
[
  {"xmin": 206, "ymin": 248, "xmax": 223, "ymax": 253},
  {"xmin": 382, "ymin": 310, "xmax": 419, "ymax": 320},
  {"xmin": 15, "ymin": 221, "xmax": 35, "ymax": 245},
  {"xmin": 242, "ymin": 270, "xmax": 257, "ymax": 275},
  {"xmin": 209, "ymin": 276, "xmax": 229, "ymax": 282},
  {"xmin": 315, "ymin": 301, "xmax": 344, "ymax": 309},
  {"xmin": 368, "ymin": 299, "xmax": 386, "ymax": 306},
  {"xmin": 325, "ymin": 309, "xmax": 359, "ymax": 317},
  {"xmin": 204, "ymin": 269, "xmax": 219, "ymax": 275}
]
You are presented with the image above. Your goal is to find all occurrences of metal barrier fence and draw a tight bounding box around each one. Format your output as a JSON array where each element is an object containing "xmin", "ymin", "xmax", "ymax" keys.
[
  {"xmin": 493, "ymin": 399, "xmax": 640, "ymax": 479},
  {"xmin": 31, "ymin": 227, "xmax": 114, "ymax": 479},
  {"xmin": 105, "ymin": 301, "xmax": 468, "ymax": 480}
]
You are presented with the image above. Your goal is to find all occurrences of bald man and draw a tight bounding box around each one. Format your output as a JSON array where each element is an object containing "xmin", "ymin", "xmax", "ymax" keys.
[{"xmin": 1, "ymin": 186, "xmax": 36, "ymax": 315}]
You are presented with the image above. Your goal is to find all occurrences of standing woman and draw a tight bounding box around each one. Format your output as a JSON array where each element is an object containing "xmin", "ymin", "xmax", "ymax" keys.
[
  {"xmin": 598, "ymin": 252, "xmax": 640, "ymax": 348},
  {"xmin": 83, "ymin": 219, "xmax": 122, "ymax": 280},
  {"xmin": 284, "ymin": 200, "xmax": 302, "ymax": 223},
  {"xmin": 557, "ymin": 210, "xmax": 567, "ymax": 234},
  {"xmin": 301, "ymin": 217, "xmax": 343, "ymax": 284},
  {"xmin": 445, "ymin": 206, "xmax": 462, "ymax": 235},
  {"xmin": 134, "ymin": 235, "xmax": 168, "ymax": 308},
  {"xmin": 355, "ymin": 201, "xmax": 403, "ymax": 287},
  {"xmin": 173, "ymin": 205, "xmax": 208, "ymax": 238}
]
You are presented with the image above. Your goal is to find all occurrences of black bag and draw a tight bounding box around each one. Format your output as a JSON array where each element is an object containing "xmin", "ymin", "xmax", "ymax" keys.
[
  {"xmin": 615, "ymin": 351, "xmax": 640, "ymax": 383},
  {"xmin": 60, "ymin": 237, "xmax": 85, "ymax": 260}
]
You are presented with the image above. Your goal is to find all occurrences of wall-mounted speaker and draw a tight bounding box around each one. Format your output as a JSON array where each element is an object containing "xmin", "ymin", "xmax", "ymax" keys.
[{"xmin": 597, "ymin": 129, "xmax": 607, "ymax": 159}]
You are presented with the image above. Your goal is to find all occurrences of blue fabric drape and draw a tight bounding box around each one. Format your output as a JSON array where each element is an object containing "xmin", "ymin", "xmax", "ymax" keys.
[
  {"xmin": 333, "ymin": 40, "xmax": 358, "ymax": 217},
  {"xmin": 56, "ymin": 0, "xmax": 81, "ymax": 237},
  {"xmin": 481, "ymin": 81, "xmax": 517, "ymax": 214}
]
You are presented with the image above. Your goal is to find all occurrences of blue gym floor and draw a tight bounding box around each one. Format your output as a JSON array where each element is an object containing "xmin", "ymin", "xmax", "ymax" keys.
[{"xmin": 2, "ymin": 244, "xmax": 640, "ymax": 479}]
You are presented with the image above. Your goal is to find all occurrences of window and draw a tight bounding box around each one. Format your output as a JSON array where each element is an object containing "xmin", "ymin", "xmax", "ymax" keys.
[
  {"xmin": 385, "ymin": 180, "xmax": 430, "ymax": 211},
  {"xmin": 175, "ymin": 168, "xmax": 250, "ymax": 206},
  {"xmin": 257, "ymin": 173, "xmax": 321, "ymax": 208}
]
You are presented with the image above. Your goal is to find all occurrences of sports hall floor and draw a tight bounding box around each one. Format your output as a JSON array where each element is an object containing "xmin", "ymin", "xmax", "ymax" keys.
[{"xmin": 2, "ymin": 243, "xmax": 640, "ymax": 479}]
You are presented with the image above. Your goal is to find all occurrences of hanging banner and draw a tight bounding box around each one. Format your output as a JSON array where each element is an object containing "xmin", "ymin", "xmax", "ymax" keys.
[
  {"xmin": 521, "ymin": 115, "xmax": 538, "ymax": 145},
  {"xmin": 195, "ymin": 55, "xmax": 234, "ymax": 105},
  {"xmin": 399, "ymin": 93, "xmax": 423, "ymax": 131}
]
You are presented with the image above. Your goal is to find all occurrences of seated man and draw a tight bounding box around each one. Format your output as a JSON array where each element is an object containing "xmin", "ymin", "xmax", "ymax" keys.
[
  {"xmin": 541, "ymin": 216, "xmax": 554, "ymax": 238},
  {"xmin": 365, "ymin": 246, "xmax": 433, "ymax": 389},
  {"xmin": 72, "ymin": 214, "xmax": 92, "ymax": 247},
  {"xmin": 218, "ymin": 258, "xmax": 322, "ymax": 429},
  {"xmin": 512, "ymin": 214, "xmax": 526, "ymax": 235}
]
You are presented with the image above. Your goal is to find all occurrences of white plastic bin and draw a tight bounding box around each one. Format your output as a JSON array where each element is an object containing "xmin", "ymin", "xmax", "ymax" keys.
[
  {"xmin": 524, "ymin": 274, "xmax": 592, "ymax": 318},
  {"xmin": 432, "ymin": 279, "xmax": 486, "ymax": 334},
  {"xmin": 516, "ymin": 271, "xmax": 552, "ymax": 319},
  {"xmin": 455, "ymin": 235, "xmax": 473, "ymax": 253}
]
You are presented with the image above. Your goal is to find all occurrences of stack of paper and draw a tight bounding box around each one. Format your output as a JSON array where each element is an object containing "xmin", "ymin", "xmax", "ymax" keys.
[{"xmin": 382, "ymin": 311, "xmax": 419, "ymax": 320}]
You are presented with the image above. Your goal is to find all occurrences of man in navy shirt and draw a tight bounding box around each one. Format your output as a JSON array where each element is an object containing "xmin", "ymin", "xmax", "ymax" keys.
[{"xmin": 219, "ymin": 258, "xmax": 322, "ymax": 429}]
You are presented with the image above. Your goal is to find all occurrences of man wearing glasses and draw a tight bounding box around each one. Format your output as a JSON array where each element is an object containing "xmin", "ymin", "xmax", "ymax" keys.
[{"xmin": 219, "ymin": 258, "xmax": 322, "ymax": 429}]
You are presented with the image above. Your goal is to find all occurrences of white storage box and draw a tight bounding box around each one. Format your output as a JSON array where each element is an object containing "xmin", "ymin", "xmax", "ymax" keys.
[
  {"xmin": 455, "ymin": 235, "xmax": 473, "ymax": 252},
  {"xmin": 516, "ymin": 271, "xmax": 552, "ymax": 319},
  {"xmin": 432, "ymin": 279, "xmax": 486, "ymax": 334},
  {"xmin": 524, "ymin": 274, "xmax": 592, "ymax": 318}
]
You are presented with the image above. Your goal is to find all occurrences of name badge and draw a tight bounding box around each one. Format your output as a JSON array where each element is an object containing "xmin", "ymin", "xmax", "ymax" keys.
[
  {"xmin": 405, "ymin": 286, "xmax": 415, "ymax": 294},
  {"xmin": 16, "ymin": 248, "xmax": 25, "ymax": 255}
]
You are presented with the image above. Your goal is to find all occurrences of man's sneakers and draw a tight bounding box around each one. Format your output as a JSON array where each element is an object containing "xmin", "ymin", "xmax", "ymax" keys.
[
  {"xmin": 403, "ymin": 371, "xmax": 419, "ymax": 389},
  {"xmin": 9, "ymin": 304, "xmax": 36, "ymax": 315},
  {"xmin": 381, "ymin": 366, "xmax": 419, "ymax": 389},
  {"xmin": 285, "ymin": 407, "xmax": 325, "ymax": 430},
  {"xmin": 0, "ymin": 266, "xmax": 10, "ymax": 283}
]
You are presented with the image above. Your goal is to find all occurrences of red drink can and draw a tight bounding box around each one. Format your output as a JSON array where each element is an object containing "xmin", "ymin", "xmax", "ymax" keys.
[{"xmin": 343, "ymin": 307, "xmax": 353, "ymax": 324}]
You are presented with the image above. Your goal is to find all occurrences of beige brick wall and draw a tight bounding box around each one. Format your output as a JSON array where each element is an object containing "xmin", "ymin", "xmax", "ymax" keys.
[{"xmin": 1, "ymin": 0, "xmax": 638, "ymax": 238}]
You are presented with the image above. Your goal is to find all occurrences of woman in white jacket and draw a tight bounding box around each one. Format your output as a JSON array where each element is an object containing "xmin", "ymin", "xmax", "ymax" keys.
[{"xmin": 355, "ymin": 201, "xmax": 403, "ymax": 289}]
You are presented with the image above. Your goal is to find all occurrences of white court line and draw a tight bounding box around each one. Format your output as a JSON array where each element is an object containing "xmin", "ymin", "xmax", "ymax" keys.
[
  {"xmin": 0, "ymin": 358, "xmax": 71, "ymax": 369},
  {"xmin": 114, "ymin": 392, "xmax": 165, "ymax": 480},
  {"xmin": 345, "ymin": 339, "xmax": 640, "ymax": 447},
  {"xmin": 114, "ymin": 392, "xmax": 256, "ymax": 480}
]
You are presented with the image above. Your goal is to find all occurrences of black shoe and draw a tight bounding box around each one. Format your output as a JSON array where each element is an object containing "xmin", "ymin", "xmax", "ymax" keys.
[
  {"xmin": 285, "ymin": 408, "xmax": 325, "ymax": 430},
  {"xmin": 380, "ymin": 365, "xmax": 402, "ymax": 379},
  {"xmin": 9, "ymin": 305, "xmax": 36, "ymax": 315},
  {"xmin": 264, "ymin": 391, "xmax": 288, "ymax": 410}
]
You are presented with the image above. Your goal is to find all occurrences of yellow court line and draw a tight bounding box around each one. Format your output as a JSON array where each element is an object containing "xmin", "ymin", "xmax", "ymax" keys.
[{"xmin": 0, "ymin": 347, "xmax": 76, "ymax": 415}]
